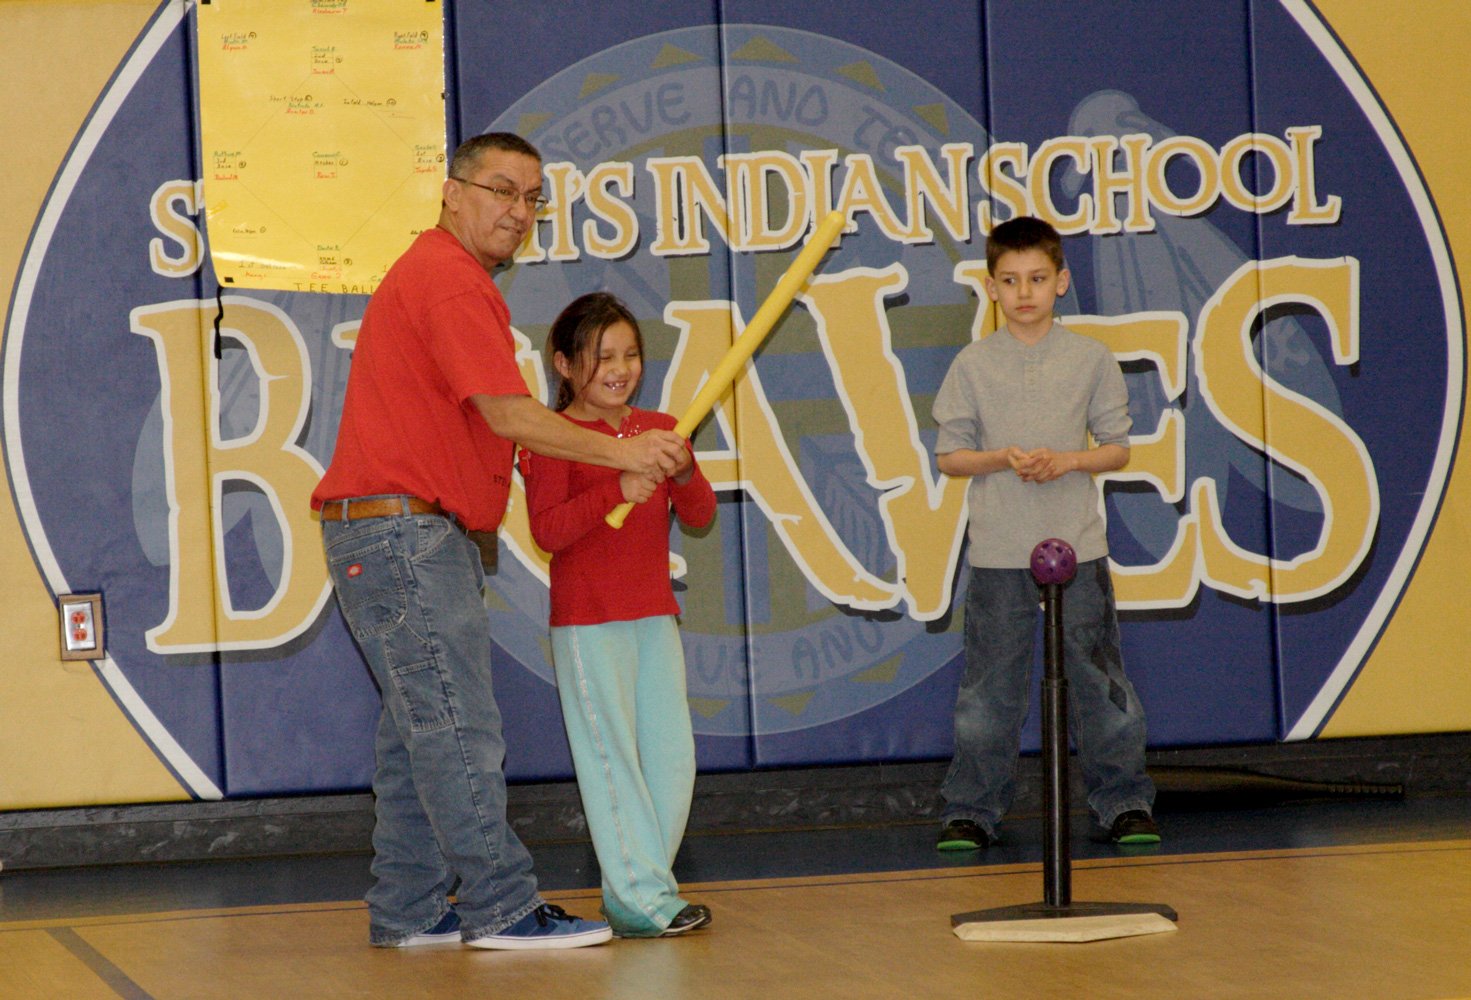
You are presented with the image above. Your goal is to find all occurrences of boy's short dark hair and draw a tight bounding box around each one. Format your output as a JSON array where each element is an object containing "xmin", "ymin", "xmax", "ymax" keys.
[
  {"xmin": 985, "ymin": 216, "xmax": 1065, "ymax": 273},
  {"xmin": 448, "ymin": 132, "xmax": 542, "ymax": 179}
]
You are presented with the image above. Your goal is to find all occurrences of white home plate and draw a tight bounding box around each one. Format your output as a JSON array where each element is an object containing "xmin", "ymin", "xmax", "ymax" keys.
[{"xmin": 953, "ymin": 911, "xmax": 1179, "ymax": 943}]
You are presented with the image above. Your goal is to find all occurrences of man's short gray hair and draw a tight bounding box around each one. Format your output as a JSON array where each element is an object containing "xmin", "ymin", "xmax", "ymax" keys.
[{"xmin": 447, "ymin": 132, "xmax": 542, "ymax": 180}]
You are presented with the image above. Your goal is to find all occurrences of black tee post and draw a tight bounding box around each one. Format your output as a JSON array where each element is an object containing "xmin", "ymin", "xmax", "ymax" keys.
[
  {"xmin": 1040, "ymin": 577, "xmax": 1070, "ymax": 908},
  {"xmin": 950, "ymin": 538, "xmax": 1177, "ymax": 941}
]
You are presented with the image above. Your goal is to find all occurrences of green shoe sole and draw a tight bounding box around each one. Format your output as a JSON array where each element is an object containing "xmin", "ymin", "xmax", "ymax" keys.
[{"xmin": 937, "ymin": 838, "xmax": 983, "ymax": 851}]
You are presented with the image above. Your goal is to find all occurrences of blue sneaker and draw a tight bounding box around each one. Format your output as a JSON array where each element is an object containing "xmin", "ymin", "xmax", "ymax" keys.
[
  {"xmin": 396, "ymin": 909, "xmax": 461, "ymax": 947},
  {"xmin": 466, "ymin": 903, "xmax": 612, "ymax": 951}
]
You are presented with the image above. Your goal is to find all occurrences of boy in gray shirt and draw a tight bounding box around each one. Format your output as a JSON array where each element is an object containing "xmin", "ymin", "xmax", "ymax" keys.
[{"xmin": 931, "ymin": 216, "xmax": 1158, "ymax": 850}]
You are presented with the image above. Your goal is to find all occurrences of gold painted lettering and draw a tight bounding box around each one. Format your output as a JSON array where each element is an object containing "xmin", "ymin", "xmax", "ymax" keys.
[
  {"xmin": 1027, "ymin": 137, "xmax": 1092, "ymax": 235},
  {"xmin": 834, "ymin": 154, "xmax": 908, "ymax": 240},
  {"xmin": 132, "ymin": 298, "xmax": 330, "ymax": 652},
  {"xmin": 1089, "ymin": 134, "xmax": 1155, "ymax": 234},
  {"xmin": 1145, "ymin": 135, "xmax": 1220, "ymax": 217},
  {"xmin": 1194, "ymin": 257, "xmax": 1375, "ymax": 601},
  {"xmin": 800, "ymin": 265, "xmax": 971, "ymax": 618},
  {"xmin": 893, "ymin": 143, "xmax": 973, "ymax": 244},
  {"xmin": 660, "ymin": 301, "xmax": 898, "ymax": 610},
  {"xmin": 542, "ymin": 162, "xmax": 584, "ymax": 262},
  {"xmin": 725, "ymin": 150, "xmax": 810, "ymax": 251},
  {"xmin": 647, "ymin": 155, "xmax": 730, "ymax": 255},
  {"xmin": 1219, "ymin": 133, "xmax": 1295, "ymax": 214},
  {"xmin": 1286, "ymin": 126, "xmax": 1342, "ymax": 225},
  {"xmin": 583, "ymin": 161, "xmax": 638, "ymax": 259},
  {"xmin": 148, "ymin": 179, "xmax": 204, "ymax": 277}
]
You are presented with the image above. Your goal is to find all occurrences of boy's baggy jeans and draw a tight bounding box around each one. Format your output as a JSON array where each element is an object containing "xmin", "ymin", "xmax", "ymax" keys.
[{"xmin": 940, "ymin": 559, "xmax": 1155, "ymax": 838}]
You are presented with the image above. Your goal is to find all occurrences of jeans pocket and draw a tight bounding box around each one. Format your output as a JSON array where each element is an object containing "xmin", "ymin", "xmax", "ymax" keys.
[
  {"xmin": 412, "ymin": 515, "xmax": 455, "ymax": 562},
  {"xmin": 328, "ymin": 538, "xmax": 408, "ymax": 640},
  {"xmin": 389, "ymin": 656, "xmax": 454, "ymax": 733}
]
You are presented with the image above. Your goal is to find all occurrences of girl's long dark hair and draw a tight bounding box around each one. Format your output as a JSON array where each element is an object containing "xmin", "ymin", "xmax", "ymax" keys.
[{"xmin": 546, "ymin": 292, "xmax": 645, "ymax": 411}]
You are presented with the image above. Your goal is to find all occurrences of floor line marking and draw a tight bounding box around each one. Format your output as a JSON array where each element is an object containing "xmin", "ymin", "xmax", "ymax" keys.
[
  {"xmin": 47, "ymin": 926, "xmax": 158, "ymax": 1000},
  {"xmin": 1, "ymin": 902, "xmax": 366, "ymax": 933}
]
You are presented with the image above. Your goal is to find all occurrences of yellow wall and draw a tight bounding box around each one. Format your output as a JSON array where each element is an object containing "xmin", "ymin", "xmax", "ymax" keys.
[
  {"xmin": 0, "ymin": 2, "xmax": 187, "ymax": 807},
  {"xmin": 1312, "ymin": 1, "xmax": 1471, "ymax": 736}
]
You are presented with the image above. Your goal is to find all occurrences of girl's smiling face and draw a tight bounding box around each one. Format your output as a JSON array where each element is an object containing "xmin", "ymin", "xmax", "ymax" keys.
[{"xmin": 557, "ymin": 319, "xmax": 642, "ymax": 424}]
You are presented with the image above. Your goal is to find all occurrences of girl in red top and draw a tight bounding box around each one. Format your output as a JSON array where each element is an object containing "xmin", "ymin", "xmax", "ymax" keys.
[{"xmin": 519, "ymin": 293, "xmax": 716, "ymax": 938}]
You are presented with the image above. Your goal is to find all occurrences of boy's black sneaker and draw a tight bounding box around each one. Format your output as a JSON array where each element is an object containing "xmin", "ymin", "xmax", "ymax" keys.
[
  {"xmin": 936, "ymin": 819, "xmax": 990, "ymax": 851},
  {"xmin": 1108, "ymin": 810, "xmax": 1161, "ymax": 844}
]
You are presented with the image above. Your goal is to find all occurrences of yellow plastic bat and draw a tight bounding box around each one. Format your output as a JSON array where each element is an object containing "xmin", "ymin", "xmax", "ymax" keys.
[{"xmin": 606, "ymin": 208, "xmax": 848, "ymax": 528}]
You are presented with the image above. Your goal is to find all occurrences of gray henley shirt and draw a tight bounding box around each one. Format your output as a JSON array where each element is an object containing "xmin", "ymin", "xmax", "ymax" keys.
[{"xmin": 932, "ymin": 322, "xmax": 1131, "ymax": 568}]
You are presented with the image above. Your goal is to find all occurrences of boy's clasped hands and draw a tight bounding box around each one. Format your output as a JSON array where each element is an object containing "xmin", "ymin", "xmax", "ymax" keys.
[{"xmin": 1003, "ymin": 445, "xmax": 1072, "ymax": 484}]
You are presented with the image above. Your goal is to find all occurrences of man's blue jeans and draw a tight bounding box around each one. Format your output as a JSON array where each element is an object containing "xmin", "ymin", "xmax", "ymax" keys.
[
  {"xmin": 322, "ymin": 502, "xmax": 542, "ymax": 945},
  {"xmin": 941, "ymin": 559, "xmax": 1154, "ymax": 838}
]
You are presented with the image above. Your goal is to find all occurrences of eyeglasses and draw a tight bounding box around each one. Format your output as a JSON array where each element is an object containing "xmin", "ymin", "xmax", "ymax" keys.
[{"xmin": 456, "ymin": 178, "xmax": 549, "ymax": 212}]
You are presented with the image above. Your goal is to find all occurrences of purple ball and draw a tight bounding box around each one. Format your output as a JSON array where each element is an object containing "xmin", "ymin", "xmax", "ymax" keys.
[{"xmin": 1030, "ymin": 538, "xmax": 1077, "ymax": 586}]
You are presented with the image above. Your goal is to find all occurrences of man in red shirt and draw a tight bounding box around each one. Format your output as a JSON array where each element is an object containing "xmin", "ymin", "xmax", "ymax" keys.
[{"xmin": 312, "ymin": 133, "xmax": 685, "ymax": 950}]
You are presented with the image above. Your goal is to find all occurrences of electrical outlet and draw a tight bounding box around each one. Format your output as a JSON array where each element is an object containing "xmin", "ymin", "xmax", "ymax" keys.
[{"xmin": 59, "ymin": 593, "xmax": 104, "ymax": 661}]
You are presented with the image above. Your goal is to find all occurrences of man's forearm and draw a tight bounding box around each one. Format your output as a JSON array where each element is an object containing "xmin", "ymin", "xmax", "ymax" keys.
[
  {"xmin": 473, "ymin": 394, "xmax": 625, "ymax": 466},
  {"xmin": 473, "ymin": 394, "xmax": 687, "ymax": 478}
]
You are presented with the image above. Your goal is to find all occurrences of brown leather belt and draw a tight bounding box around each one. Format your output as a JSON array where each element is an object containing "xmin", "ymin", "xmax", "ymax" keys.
[
  {"xmin": 319, "ymin": 495, "xmax": 497, "ymax": 570},
  {"xmin": 318, "ymin": 497, "xmax": 443, "ymax": 521}
]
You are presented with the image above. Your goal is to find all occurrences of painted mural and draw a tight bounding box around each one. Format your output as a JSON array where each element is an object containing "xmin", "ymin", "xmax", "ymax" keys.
[{"xmin": 2, "ymin": 0, "xmax": 1466, "ymax": 808}]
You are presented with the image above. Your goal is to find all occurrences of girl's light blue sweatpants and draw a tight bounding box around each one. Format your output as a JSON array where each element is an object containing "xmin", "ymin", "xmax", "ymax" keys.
[{"xmin": 551, "ymin": 615, "xmax": 695, "ymax": 936}]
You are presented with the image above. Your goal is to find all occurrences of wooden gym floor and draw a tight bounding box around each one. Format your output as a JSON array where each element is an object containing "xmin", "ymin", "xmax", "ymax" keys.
[{"xmin": 2, "ymin": 796, "xmax": 1469, "ymax": 1000}]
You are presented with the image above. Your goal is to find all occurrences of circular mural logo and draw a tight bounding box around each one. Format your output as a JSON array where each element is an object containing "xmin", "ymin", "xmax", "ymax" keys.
[{"xmin": 482, "ymin": 26, "xmax": 1010, "ymax": 741}]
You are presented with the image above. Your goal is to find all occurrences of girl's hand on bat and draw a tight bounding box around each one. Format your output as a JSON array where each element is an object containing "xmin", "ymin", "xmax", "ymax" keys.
[
  {"xmin": 620, "ymin": 471, "xmax": 659, "ymax": 503},
  {"xmin": 670, "ymin": 444, "xmax": 694, "ymax": 484}
]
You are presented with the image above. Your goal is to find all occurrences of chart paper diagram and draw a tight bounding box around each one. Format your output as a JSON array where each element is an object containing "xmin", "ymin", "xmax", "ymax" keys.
[{"xmin": 196, "ymin": 0, "xmax": 445, "ymax": 293}]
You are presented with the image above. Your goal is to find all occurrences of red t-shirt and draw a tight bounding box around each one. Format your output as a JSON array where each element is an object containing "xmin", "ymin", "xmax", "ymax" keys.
[
  {"xmin": 312, "ymin": 228, "xmax": 530, "ymax": 531},
  {"xmin": 519, "ymin": 409, "xmax": 717, "ymax": 627}
]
